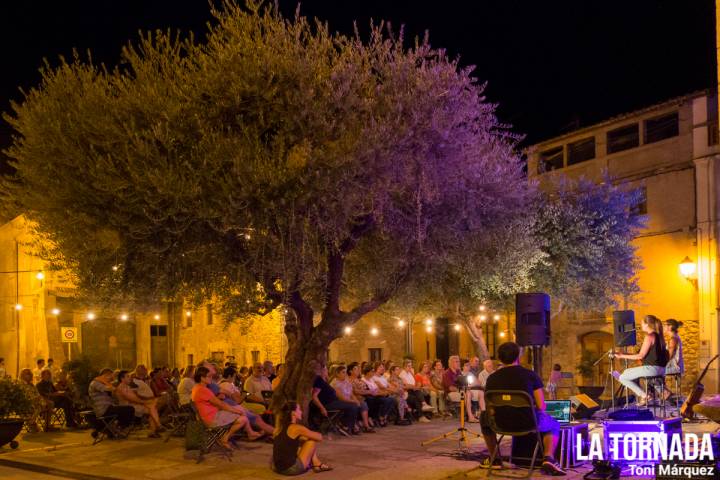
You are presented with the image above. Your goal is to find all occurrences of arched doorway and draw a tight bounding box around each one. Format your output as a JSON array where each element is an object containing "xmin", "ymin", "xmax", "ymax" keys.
[{"xmin": 579, "ymin": 331, "xmax": 613, "ymax": 386}]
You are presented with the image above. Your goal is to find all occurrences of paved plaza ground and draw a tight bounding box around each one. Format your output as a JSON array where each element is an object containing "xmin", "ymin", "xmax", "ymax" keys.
[{"xmin": 0, "ymin": 414, "xmax": 717, "ymax": 480}]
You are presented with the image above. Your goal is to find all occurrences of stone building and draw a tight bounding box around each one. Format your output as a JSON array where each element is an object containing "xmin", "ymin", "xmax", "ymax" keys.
[{"xmin": 526, "ymin": 91, "xmax": 720, "ymax": 391}]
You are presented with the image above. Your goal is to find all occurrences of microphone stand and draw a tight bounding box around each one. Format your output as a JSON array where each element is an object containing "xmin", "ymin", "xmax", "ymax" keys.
[{"xmin": 593, "ymin": 348, "xmax": 617, "ymax": 411}]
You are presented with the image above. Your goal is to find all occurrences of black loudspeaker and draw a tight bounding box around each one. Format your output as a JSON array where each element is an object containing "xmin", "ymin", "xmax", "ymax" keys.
[
  {"xmin": 612, "ymin": 310, "xmax": 637, "ymax": 347},
  {"xmin": 515, "ymin": 293, "xmax": 550, "ymax": 346}
]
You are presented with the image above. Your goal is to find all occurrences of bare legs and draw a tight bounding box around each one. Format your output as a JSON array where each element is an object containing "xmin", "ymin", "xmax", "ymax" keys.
[
  {"xmin": 220, "ymin": 416, "xmax": 248, "ymax": 448},
  {"xmin": 298, "ymin": 440, "xmax": 321, "ymax": 469}
]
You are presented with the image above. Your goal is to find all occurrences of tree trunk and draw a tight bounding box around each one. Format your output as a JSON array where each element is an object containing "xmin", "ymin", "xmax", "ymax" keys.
[{"xmin": 450, "ymin": 303, "xmax": 490, "ymax": 360}]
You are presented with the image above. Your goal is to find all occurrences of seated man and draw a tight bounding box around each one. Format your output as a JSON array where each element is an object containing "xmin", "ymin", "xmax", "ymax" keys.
[
  {"xmin": 88, "ymin": 368, "xmax": 135, "ymax": 431},
  {"xmin": 36, "ymin": 369, "xmax": 78, "ymax": 428},
  {"xmin": 243, "ymin": 362, "xmax": 273, "ymax": 415},
  {"xmin": 476, "ymin": 359, "xmax": 496, "ymax": 412},
  {"xmin": 311, "ymin": 364, "xmax": 359, "ymax": 434},
  {"xmin": 480, "ymin": 342, "xmax": 565, "ymax": 475}
]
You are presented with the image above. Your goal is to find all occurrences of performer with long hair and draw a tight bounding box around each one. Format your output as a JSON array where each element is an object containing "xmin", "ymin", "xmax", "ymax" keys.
[{"xmin": 612, "ymin": 315, "xmax": 668, "ymax": 406}]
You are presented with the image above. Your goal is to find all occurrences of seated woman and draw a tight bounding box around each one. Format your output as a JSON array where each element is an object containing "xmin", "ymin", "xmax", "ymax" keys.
[
  {"xmin": 115, "ymin": 370, "xmax": 164, "ymax": 437},
  {"xmin": 311, "ymin": 364, "xmax": 359, "ymax": 434},
  {"xmin": 191, "ymin": 366, "xmax": 262, "ymax": 448},
  {"xmin": 272, "ymin": 401, "xmax": 332, "ymax": 475},
  {"xmin": 19, "ymin": 368, "xmax": 52, "ymax": 432},
  {"xmin": 177, "ymin": 365, "xmax": 195, "ymax": 406},
  {"xmin": 331, "ymin": 365, "xmax": 374, "ymax": 433},
  {"xmin": 359, "ymin": 364, "xmax": 394, "ymax": 427},
  {"xmin": 387, "ymin": 366, "xmax": 411, "ymax": 424},
  {"xmin": 415, "ymin": 361, "xmax": 438, "ymax": 414},
  {"xmin": 613, "ymin": 315, "xmax": 668, "ymax": 406}
]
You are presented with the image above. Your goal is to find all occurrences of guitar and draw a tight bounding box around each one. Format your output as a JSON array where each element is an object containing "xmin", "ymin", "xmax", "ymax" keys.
[{"xmin": 680, "ymin": 354, "xmax": 719, "ymax": 419}]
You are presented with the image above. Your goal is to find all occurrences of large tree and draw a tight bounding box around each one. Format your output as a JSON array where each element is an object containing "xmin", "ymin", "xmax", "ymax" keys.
[{"xmin": 2, "ymin": 2, "xmax": 530, "ymax": 406}]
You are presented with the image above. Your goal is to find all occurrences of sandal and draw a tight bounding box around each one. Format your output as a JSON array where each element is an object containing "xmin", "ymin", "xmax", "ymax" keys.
[
  {"xmin": 362, "ymin": 426, "xmax": 376, "ymax": 433},
  {"xmin": 312, "ymin": 463, "xmax": 333, "ymax": 473}
]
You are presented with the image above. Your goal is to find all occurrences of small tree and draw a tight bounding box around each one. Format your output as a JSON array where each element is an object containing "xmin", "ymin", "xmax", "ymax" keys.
[{"xmin": 2, "ymin": 2, "xmax": 530, "ymax": 407}]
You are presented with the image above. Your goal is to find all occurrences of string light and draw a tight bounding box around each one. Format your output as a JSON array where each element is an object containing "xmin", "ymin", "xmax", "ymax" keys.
[
  {"xmin": 344, "ymin": 326, "xmax": 352, "ymax": 335},
  {"xmin": 479, "ymin": 305, "xmax": 486, "ymax": 312},
  {"xmin": 424, "ymin": 318, "xmax": 433, "ymax": 326},
  {"xmin": 479, "ymin": 314, "xmax": 487, "ymax": 322},
  {"xmin": 14, "ymin": 303, "xmax": 23, "ymax": 311},
  {"xmin": 87, "ymin": 312, "xmax": 96, "ymax": 320},
  {"xmin": 112, "ymin": 265, "xmax": 119, "ymax": 272},
  {"xmin": 493, "ymin": 314, "xmax": 501, "ymax": 321},
  {"xmin": 499, "ymin": 331, "xmax": 506, "ymax": 338},
  {"xmin": 120, "ymin": 314, "xmax": 128, "ymax": 321},
  {"xmin": 397, "ymin": 319, "xmax": 405, "ymax": 328},
  {"xmin": 425, "ymin": 325, "xmax": 433, "ymax": 333},
  {"xmin": 154, "ymin": 314, "xmax": 161, "ymax": 320},
  {"xmin": 454, "ymin": 324, "xmax": 461, "ymax": 331},
  {"xmin": 370, "ymin": 327, "xmax": 379, "ymax": 336},
  {"xmin": 185, "ymin": 310, "xmax": 192, "ymax": 317},
  {"xmin": 36, "ymin": 272, "xmax": 45, "ymax": 280},
  {"xmin": 51, "ymin": 308, "xmax": 60, "ymax": 315}
]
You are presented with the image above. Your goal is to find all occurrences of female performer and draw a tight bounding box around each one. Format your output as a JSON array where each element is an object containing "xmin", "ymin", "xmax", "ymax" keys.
[{"xmin": 613, "ymin": 315, "xmax": 668, "ymax": 406}]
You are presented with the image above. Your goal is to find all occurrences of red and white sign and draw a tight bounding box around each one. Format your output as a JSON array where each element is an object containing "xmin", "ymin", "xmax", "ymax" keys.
[{"xmin": 61, "ymin": 327, "xmax": 78, "ymax": 343}]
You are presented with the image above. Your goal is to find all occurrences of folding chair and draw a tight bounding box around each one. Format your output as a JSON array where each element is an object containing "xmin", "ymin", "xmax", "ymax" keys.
[
  {"xmin": 49, "ymin": 407, "xmax": 66, "ymax": 428},
  {"xmin": 484, "ymin": 390, "xmax": 544, "ymax": 478},
  {"xmin": 188, "ymin": 404, "xmax": 233, "ymax": 463},
  {"xmin": 164, "ymin": 402, "xmax": 193, "ymax": 442},
  {"xmin": 83, "ymin": 411, "xmax": 124, "ymax": 445}
]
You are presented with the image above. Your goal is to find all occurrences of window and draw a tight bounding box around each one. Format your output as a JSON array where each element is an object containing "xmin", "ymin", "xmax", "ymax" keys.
[
  {"xmin": 631, "ymin": 187, "xmax": 647, "ymax": 216},
  {"xmin": 207, "ymin": 304, "xmax": 214, "ymax": 325},
  {"xmin": 187, "ymin": 354, "xmax": 194, "ymax": 366},
  {"xmin": 538, "ymin": 146, "xmax": 564, "ymax": 173},
  {"xmin": 644, "ymin": 112, "xmax": 678, "ymax": 144},
  {"xmin": 368, "ymin": 348, "xmax": 383, "ymax": 362},
  {"xmin": 567, "ymin": 137, "xmax": 595, "ymax": 165},
  {"xmin": 606, "ymin": 124, "xmax": 639, "ymax": 154},
  {"xmin": 150, "ymin": 325, "xmax": 167, "ymax": 336},
  {"xmin": 251, "ymin": 350, "xmax": 260, "ymax": 363}
]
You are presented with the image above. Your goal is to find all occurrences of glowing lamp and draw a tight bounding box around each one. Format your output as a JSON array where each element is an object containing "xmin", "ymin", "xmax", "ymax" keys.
[
  {"xmin": 454, "ymin": 324, "xmax": 461, "ymax": 332},
  {"xmin": 679, "ymin": 256, "xmax": 696, "ymax": 279},
  {"xmin": 120, "ymin": 314, "xmax": 128, "ymax": 321},
  {"xmin": 51, "ymin": 308, "xmax": 60, "ymax": 315},
  {"xmin": 424, "ymin": 318, "xmax": 433, "ymax": 326},
  {"xmin": 479, "ymin": 314, "xmax": 487, "ymax": 322},
  {"xmin": 36, "ymin": 272, "xmax": 45, "ymax": 280},
  {"xmin": 493, "ymin": 314, "xmax": 501, "ymax": 321},
  {"xmin": 87, "ymin": 312, "xmax": 96, "ymax": 320},
  {"xmin": 112, "ymin": 265, "xmax": 119, "ymax": 272},
  {"xmin": 370, "ymin": 327, "xmax": 379, "ymax": 336},
  {"xmin": 154, "ymin": 314, "xmax": 161, "ymax": 320},
  {"xmin": 397, "ymin": 319, "xmax": 405, "ymax": 328},
  {"xmin": 14, "ymin": 303, "xmax": 23, "ymax": 311},
  {"xmin": 479, "ymin": 305, "xmax": 486, "ymax": 312},
  {"xmin": 425, "ymin": 325, "xmax": 433, "ymax": 333},
  {"xmin": 185, "ymin": 310, "xmax": 192, "ymax": 317},
  {"xmin": 499, "ymin": 331, "xmax": 506, "ymax": 338},
  {"xmin": 344, "ymin": 326, "xmax": 352, "ymax": 335}
]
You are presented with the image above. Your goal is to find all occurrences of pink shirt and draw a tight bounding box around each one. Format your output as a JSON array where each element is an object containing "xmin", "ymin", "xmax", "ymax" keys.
[{"xmin": 191, "ymin": 384, "xmax": 218, "ymax": 425}]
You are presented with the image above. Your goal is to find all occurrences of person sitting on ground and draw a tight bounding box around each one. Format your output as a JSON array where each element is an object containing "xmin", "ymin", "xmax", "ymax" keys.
[
  {"xmin": 243, "ymin": 362, "xmax": 273, "ymax": 415},
  {"xmin": 359, "ymin": 364, "xmax": 394, "ymax": 426},
  {"xmin": 311, "ymin": 364, "xmax": 359, "ymax": 434},
  {"xmin": 192, "ymin": 366, "xmax": 261, "ymax": 448},
  {"xmin": 272, "ymin": 401, "xmax": 332, "ymax": 475},
  {"xmin": 443, "ymin": 355, "xmax": 479, "ymax": 422},
  {"xmin": 271, "ymin": 363, "xmax": 284, "ymax": 391},
  {"xmin": 264, "ymin": 361, "xmax": 276, "ymax": 383},
  {"xmin": 88, "ymin": 368, "xmax": 135, "ymax": 430},
  {"xmin": 415, "ymin": 361, "xmax": 439, "ymax": 414},
  {"xmin": 36, "ymin": 369, "xmax": 78, "ymax": 428},
  {"xmin": 430, "ymin": 360, "xmax": 447, "ymax": 415},
  {"xmin": 399, "ymin": 360, "xmax": 434, "ymax": 418},
  {"xmin": 330, "ymin": 365, "xmax": 374, "ymax": 433},
  {"xmin": 33, "ymin": 358, "xmax": 46, "ymax": 384},
  {"xmin": 19, "ymin": 368, "xmax": 52, "ymax": 432},
  {"xmin": 481, "ymin": 342, "xmax": 565, "ymax": 475},
  {"xmin": 115, "ymin": 370, "xmax": 164, "ymax": 437},
  {"xmin": 218, "ymin": 365, "xmax": 274, "ymax": 436}
]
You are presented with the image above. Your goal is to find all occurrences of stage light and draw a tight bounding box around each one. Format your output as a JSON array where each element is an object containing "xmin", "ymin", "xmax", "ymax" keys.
[
  {"xmin": 51, "ymin": 308, "xmax": 60, "ymax": 315},
  {"xmin": 14, "ymin": 303, "xmax": 23, "ymax": 311},
  {"xmin": 370, "ymin": 327, "xmax": 379, "ymax": 336},
  {"xmin": 154, "ymin": 314, "xmax": 160, "ymax": 320},
  {"xmin": 36, "ymin": 272, "xmax": 44, "ymax": 280},
  {"xmin": 87, "ymin": 312, "xmax": 96, "ymax": 320},
  {"xmin": 344, "ymin": 326, "xmax": 352, "ymax": 335},
  {"xmin": 397, "ymin": 319, "xmax": 405, "ymax": 328},
  {"xmin": 454, "ymin": 324, "xmax": 461, "ymax": 331},
  {"xmin": 120, "ymin": 313, "xmax": 128, "ymax": 321}
]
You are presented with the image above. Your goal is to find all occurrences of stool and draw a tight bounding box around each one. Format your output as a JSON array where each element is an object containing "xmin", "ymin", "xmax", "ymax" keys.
[
  {"xmin": 665, "ymin": 373, "xmax": 682, "ymax": 410},
  {"xmin": 641, "ymin": 375, "xmax": 666, "ymax": 418}
]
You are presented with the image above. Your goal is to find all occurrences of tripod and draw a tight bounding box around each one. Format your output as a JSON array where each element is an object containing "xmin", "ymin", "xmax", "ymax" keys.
[{"xmin": 421, "ymin": 388, "xmax": 481, "ymax": 449}]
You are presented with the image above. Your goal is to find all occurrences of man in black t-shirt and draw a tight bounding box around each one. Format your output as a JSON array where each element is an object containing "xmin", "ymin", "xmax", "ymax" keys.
[
  {"xmin": 480, "ymin": 342, "xmax": 565, "ymax": 476},
  {"xmin": 311, "ymin": 365, "xmax": 359, "ymax": 434}
]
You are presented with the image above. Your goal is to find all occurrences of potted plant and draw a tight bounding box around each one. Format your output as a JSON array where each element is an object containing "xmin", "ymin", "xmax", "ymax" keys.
[{"xmin": 0, "ymin": 377, "xmax": 35, "ymax": 449}]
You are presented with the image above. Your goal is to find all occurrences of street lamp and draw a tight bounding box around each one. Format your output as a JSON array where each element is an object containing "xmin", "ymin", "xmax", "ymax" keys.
[{"xmin": 679, "ymin": 256, "xmax": 696, "ymax": 279}]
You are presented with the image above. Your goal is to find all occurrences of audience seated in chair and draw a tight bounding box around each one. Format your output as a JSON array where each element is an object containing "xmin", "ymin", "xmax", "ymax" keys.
[
  {"xmin": 311, "ymin": 364, "xmax": 359, "ymax": 434},
  {"xmin": 177, "ymin": 365, "xmax": 196, "ymax": 406},
  {"xmin": 192, "ymin": 366, "xmax": 261, "ymax": 448},
  {"xmin": 115, "ymin": 370, "xmax": 164, "ymax": 438},
  {"xmin": 272, "ymin": 401, "xmax": 332, "ymax": 475},
  {"xmin": 387, "ymin": 365, "xmax": 413, "ymax": 424},
  {"xmin": 480, "ymin": 342, "xmax": 565, "ymax": 475},
  {"xmin": 19, "ymin": 368, "xmax": 52, "ymax": 432},
  {"xmin": 331, "ymin": 364, "xmax": 375, "ymax": 433},
  {"xmin": 218, "ymin": 365, "xmax": 274, "ymax": 436},
  {"xmin": 443, "ymin": 355, "xmax": 479, "ymax": 422},
  {"xmin": 358, "ymin": 364, "xmax": 394, "ymax": 427},
  {"xmin": 88, "ymin": 369, "xmax": 135, "ymax": 431},
  {"xmin": 36, "ymin": 369, "xmax": 78, "ymax": 428},
  {"xmin": 399, "ymin": 361, "xmax": 434, "ymax": 421},
  {"xmin": 243, "ymin": 362, "xmax": 273, "ymax": 415}
]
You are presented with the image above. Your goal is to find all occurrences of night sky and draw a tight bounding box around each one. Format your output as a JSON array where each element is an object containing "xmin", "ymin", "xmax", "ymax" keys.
[{"xmin": 0, "ymin": 0, "xmax": 715, "ymax": 171}]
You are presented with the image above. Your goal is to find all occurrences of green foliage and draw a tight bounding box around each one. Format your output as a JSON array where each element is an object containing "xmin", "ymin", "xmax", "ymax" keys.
[
  {"xmin": 0, "ymin": 378, "xmax": 35, "ymax": 419},
  {"xmin": 63, "ymin": 355, "xmax": 98, "ymax": 406},
  {"xmin": 576, "ymin": 351, "xmax": 596, "ymax": 379}
]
